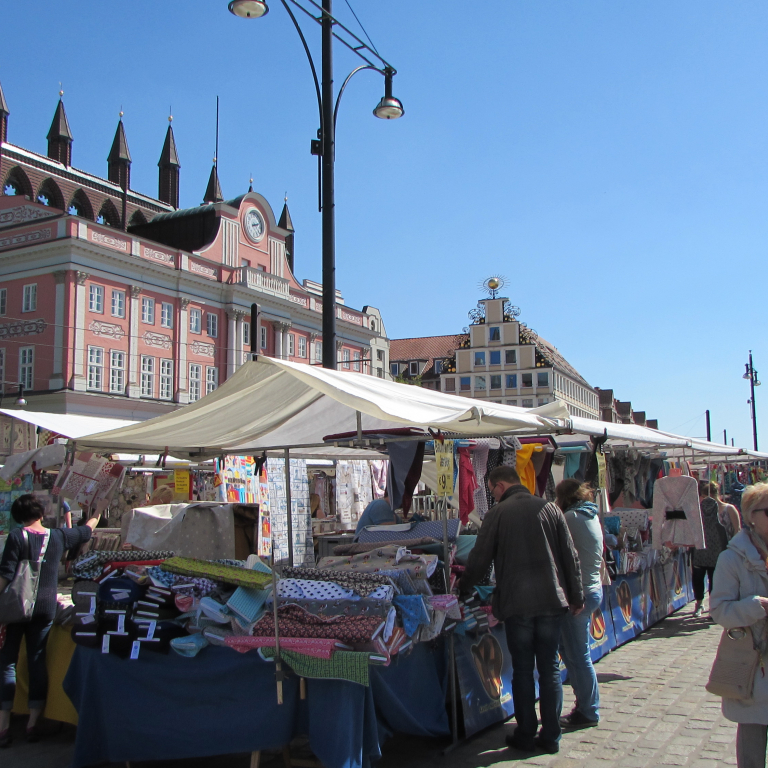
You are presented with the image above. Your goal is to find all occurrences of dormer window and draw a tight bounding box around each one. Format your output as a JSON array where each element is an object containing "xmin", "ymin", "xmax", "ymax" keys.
[{"xmin": 409, "ymin": 361, "xmax": 419, "ymax": 376}]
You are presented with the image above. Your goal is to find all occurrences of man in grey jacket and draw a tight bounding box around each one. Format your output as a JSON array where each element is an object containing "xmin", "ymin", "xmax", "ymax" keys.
[{"xmin": 460, "ymin": 465, "xmax": 584, "ymax": 754}]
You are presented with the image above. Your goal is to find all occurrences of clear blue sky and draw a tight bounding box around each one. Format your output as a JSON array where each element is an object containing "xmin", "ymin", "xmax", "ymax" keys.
[{"xmin": 2, "ymin": 1, "xmax": 766, "ymax": 448}]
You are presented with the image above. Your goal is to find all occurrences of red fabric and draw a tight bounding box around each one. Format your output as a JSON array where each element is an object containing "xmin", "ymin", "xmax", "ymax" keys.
[
  {"xmin": 252, "ymin": 604, "xmax": 382, "ymax": 645},
  {"xmin": 458, "ymin": 447, "xmax": 478, "ymax": 524}
]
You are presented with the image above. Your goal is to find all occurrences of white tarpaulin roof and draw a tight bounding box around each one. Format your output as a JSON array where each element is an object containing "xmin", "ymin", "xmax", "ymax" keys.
[
  {"xmin": 0, "ymin": 409, "xmax": 137, "ymax": 438},
  {"xmin": 77, "ymin": 358, "xmax": 571, "ymax": 458}
]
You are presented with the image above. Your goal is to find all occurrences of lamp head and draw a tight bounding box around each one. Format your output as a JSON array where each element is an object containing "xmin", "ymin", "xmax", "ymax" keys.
[
  {"xmin": 373, "ymin": 69, "xmax": 404, "ymax": 120},
  {"xmin": 228, "ymin": 0, "xmax": 269, "ymax": 18},
  {"xmin": 15, "ymin": 384, "xmax": 26, "ymax": 407},
  {"xmin": 744, "ymin": 363, "xmax": 751, "ymax": 379}
]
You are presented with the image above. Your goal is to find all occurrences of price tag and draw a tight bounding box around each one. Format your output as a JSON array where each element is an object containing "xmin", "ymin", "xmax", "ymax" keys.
[
  {"xmin": 117, "ymin": 614, "xmax": 125, "ymax": 634},
  {"xmin": 89, "ymin": 596, "xmax": 96, "ymax": 615},
  {"xmin": 130, "ymin": 641, "xmax": 141, "ymax": 660},
  {"xmin": 81, "ymin": 614, "xmax": 96, "ymax": 625},
  {"xmin": 434, "ymin": 440, "xmax": 455, "ymax": 497},
  {"xmin": 101, "ymin": 635, "xmax": 110, "ymax": 654},
  {"xmin": 147, "ymin": 620, "xmax": 157, "ymax": 640}
]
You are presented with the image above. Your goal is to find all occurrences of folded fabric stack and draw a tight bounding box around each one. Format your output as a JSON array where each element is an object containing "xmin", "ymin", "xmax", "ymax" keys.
[
  {"xmin": 72, "ymin": 550, "xmax": 176, "ymax": 580},
  {"xmin": 160, "ymin": 557, "xmax": 272, "ymax": 589},
  {"xmin": 318, "ymin": 544, "xmax": 438, "ymax": 579}
]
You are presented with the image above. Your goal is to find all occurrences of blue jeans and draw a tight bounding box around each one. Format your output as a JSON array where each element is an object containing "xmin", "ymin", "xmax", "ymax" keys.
[
  {"xmin": 504, "ymin": 612, "xmax": 565, "ymax": 745},
  {"xmin": 0, "ymin": 617, "xmax": 54, "ymax": 711},
  {"xmin": 559, "ymin": 587, "xmax": 602, "ymax": 722}
]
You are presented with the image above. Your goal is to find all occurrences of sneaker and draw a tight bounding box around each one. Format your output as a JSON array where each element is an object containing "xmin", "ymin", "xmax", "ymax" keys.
[
  {"xmin": 534, "ymin": 737, "xmax": 560, "ymax": 754},
  {"xmin": 505, "ymin": 733, "xmax": 536, "ymax": 752},
  {"xmin": 560, "ymin": 709, "xmax": 599, "ymax": 728},
  {"xmin": 693, "ymin": 601, "xmax": 704, "ymax": 617}
]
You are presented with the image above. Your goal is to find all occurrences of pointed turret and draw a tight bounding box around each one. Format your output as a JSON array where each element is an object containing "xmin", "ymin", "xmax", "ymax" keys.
[
  {"xmin": 0, "ymin": 80, "xmax": 9, "ymax": 144},
  {"xmin": 107, "ymin": 115, "xmax": 132, "ymax": 190},
  {"xmin": 203, "ymin": 163, "xmax": 223, "ymax": 204},
  {"xmin": 47, "ymin": 94, "xmax": 73, "ymax": 166},
  {"xmin": 279, "ymin": 199, "xmax": 295, "ymax": 274},
  {"xmin": 158, "ymin": 119, "xmax": 180, "ymax": 208}
]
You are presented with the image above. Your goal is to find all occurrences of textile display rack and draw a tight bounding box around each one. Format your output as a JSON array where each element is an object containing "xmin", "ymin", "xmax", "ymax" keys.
[{"xmin": 7, "ymin": 357, "xmax": 768, "ymax": 767}]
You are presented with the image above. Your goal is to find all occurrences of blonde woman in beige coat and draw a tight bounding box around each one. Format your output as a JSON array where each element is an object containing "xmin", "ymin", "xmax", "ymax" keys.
[{"xmin": 711, "ymin": 483, "xmax": 768, "ymax": 768}]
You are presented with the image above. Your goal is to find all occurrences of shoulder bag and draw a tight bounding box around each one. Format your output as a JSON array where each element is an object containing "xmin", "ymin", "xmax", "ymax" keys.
[
  {"xmin": 0, "ymin": 528, "xmax": 50, "ymax": 624},
  {"xmin": 705, "ymin": 626, "xmax": 761, "ymax": 700}
]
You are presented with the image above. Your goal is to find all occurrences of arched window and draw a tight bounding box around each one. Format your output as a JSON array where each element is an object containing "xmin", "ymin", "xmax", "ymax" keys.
[
  {"xmin": 128, "ymin": 209, "xmax": 147, "ymax": 227},
  {"xmin": 3, "ymin": 166, "xmax": 34, "ymax": 198},
  {"xmin": 67, "ymin": 189, "xmax": 94, "ymax": 220},
  {"xmin": 36, "ymin": 178, "xmax": 65, "ymax": 210},
  {"xmin": 97, "ymin": 200, "xmax": 120, "ymax": 228}
]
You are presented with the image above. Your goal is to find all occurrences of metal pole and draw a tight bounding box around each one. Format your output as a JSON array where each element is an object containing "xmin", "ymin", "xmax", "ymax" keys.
[
  {"xmin": 250, "ymin": 303, "xmax": 259, "ymax": 357},
  {"xmin": 705, "ymin": 410, "xmax": 711, "ymax": 442},
  {"xmin": 284, "ymin": 447, "xmax": 294, "ymax": 566},
  {"xmin": 749, "ymin": 351, "xmax": 759, "ymax": 451},
  {"xmin": 320, "ymin": 0, "xmax": 336, "ymax": 369},
  {"xmin": 724, "ymin": 429, "xmax": 727, "ymax": 446}
]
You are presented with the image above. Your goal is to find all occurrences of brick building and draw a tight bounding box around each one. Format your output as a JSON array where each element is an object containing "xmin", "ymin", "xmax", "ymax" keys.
[{"xmin": 0, "ymin": 83, "xmax": 387, "ymax": 420}]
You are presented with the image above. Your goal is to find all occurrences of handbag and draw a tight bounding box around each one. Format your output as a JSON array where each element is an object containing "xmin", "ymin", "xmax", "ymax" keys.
[
  {"xmin": 705, "ymin": 625, "xmax": 762, "ymax": 700},
  {"xmin": 0, "ymin": 529, "xmax": 50, "ymax": 624}
]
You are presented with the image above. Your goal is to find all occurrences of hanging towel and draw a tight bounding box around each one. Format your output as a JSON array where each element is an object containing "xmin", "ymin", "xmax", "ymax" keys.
[
  {"xmin": 386, "ymin": 441, "xmax": 425, "ymax": 515},
  {"xmin": 651, "ymin": 475, "xmax": 704, "ymax": 550},
  {"xmin": 516, "ymin": 444, "xmax": 542, "ymax": 493},
  {"xmin": 472, "ymin": 444, "xmax": 490, "ymax": 518},
  {"xmin": 458, "ymin": 447, "xmax": 478, "ymax": 524}
]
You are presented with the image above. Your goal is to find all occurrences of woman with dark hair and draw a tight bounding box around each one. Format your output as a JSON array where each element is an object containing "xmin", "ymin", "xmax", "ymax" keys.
[
  {"xmin": 0, "ymin": 494, "xmax": 100, "ymax": 747},
  {"xmin": 555, "ymin": 479, "xmax": 604, "ymax": 728}
]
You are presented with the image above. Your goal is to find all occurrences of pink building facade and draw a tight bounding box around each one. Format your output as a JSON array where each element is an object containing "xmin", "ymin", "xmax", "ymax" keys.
[{"xmin": 0, "ymin": 88, "xmax": 387, "ymax": 420}]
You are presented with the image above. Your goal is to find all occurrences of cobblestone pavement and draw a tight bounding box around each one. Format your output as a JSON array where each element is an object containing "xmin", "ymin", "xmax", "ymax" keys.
[{"xmin": 1, "ymin": 601, "xmax": 735, "ymax": 768}]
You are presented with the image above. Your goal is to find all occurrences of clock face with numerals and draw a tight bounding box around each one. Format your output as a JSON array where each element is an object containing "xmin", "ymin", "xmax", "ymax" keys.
[{"xmin": 244, "ymin": 208, "xmax": 265, "ymax": 243}]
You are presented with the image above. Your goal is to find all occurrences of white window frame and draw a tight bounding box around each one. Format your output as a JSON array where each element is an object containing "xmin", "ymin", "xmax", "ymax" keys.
[
  {"xmin": 141, "ymin": 297, "xmax": 155, "ymax": 325},
  {"xmin": 189, "ymin": 363, "xmax": 202, "ymax": 402},
  {"xmin": 189, "ymin": 308, "xmax": 202, "ymax": 334},
  {"xmin": 260, "ymin": 325, "xmax": 267, "ymax": 349},
  {"xmin": 87, "ymin": 346, "xmax": 104, "ymax": 391},
  {"xmin": 19, "ymin": 346, "xmax": 34, "ymax": 390},
  {"xmin": 111, "ymin": 289, "xmax": 125, "ymax": 318},
  {"xmin": 0, "ymin": 348, "xmax": 5, "ymax": 393},
  {"xmin": 298, "ymin": 336, "xmax": 307, "ymax": 359},
  {"xmin": 161, "ymin": 302, "xmax": 174, "ymax": 329},
  {"xmin": 409, "ymin": 361, "xmax": 419, "ymax": 376},
  {"xmin": 159, "ymin": 359, "xmax": 173, "ymax": 400},
  {"xmin": 391, "ymin": 363, "xmax": 399, "ymax": 377},
  {"xmin": 353, "ymin": 350, "xmax": 361, "ymax": 372},
  {"xmin": 206, "ymin": 366, "xmax": 218, "ymax": 394},
  {"xmin": 315, "ymin": 341, "xmax": 322, "ymax": 362},
  {"xmin": 89, "ymin": 284, "xmax": 104, "ymax": 314},
  {"xmin": 22, "ymin": 284, "xmax": 37, "ymax": 313},
  {"xmin": 206, "ymin": 312, "xmax": 218, "ymax": 338},
  {"xmin": 288, "ymin": 333, "xmax": 295, "ymax": 357},
  {"xmin": 110, "ymin": 350, "xmax": 125, "ymax": 393},
  {"xmin": 342, "ymin": 348, "xmax": 350, "ymax": 369},
  {"xmin": 140, "ymin": 355, "xmax": 155, "ymax": 397},
  {"xmin": 0, "ymin": 288, "xmax": 6, "ymax": 316},
  {"xmin": 243, "ymin": 321, "xmax": 250, "ymax": 348}
]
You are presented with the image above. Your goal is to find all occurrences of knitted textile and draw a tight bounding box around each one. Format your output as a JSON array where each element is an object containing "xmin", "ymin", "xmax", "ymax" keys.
[
  {"xmin": 280, "ymin": 565, "xmax": 390, "ymax": 598},
  {"xmin": 259, "ymin": 646, "xmax": 372, "ymax": 687},
  {"xmin": 160, "ymin": 557, "xmax": 272, "ymax": 589}
]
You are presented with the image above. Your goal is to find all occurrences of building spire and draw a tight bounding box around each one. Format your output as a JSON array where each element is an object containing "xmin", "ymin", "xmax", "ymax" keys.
[
  {"xmin": 158, "ymin": 113, "xmax": 181, "ymax": 208},
  {"xmin": 203, "ymin": 160, "xmax": 223, "ymax": 204},
  {"xmin": 46, "ymin": 89, "xmax": 73, "ymax": 166},
  {"xmin": 107, "ymin": 111, "xmax": 132, "ymax": 190},
  {"xmin": 0, "ymin": 79, "xmax": 9, "ymax": 144},
  {"xmin": 279, "ymin": 194, "xmax": 295, "ymax": 273}
]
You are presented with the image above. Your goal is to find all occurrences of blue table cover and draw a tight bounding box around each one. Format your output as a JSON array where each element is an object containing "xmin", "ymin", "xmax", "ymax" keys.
[{"xmin": 63, "ymin": 639, "xmax": 449, "ymax": 768}]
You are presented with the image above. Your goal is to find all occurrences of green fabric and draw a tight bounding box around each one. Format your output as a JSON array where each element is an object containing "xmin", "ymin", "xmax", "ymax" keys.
[
  {"xmin": 160, "ymin": 557, "xmax": 272, "ymax": 589},
  {"xmin": 260, "ymin": 647, "xmax": 372, "ymax": 686}
]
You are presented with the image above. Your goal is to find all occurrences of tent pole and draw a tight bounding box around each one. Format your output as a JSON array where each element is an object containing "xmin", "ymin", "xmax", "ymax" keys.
[
  {"xmin": 356, "ymin": 410, "xmax": 362, "ymax": 445},
  {"xmin": 284, "ymin": 448, "xmax": 294, "ymax": 567},
  {"xmin": 439, "ymin": 494, "xmax": 460, "ymax": 748}
]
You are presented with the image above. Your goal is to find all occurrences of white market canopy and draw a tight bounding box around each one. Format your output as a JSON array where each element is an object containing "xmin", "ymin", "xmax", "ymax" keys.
[
  {"xmin": 76, "ymin": 358, "xmax": 572, "ymax": 459},
  {"xmin": 0, "ymin": 408, "xmax": 137, "ymax": 438}
]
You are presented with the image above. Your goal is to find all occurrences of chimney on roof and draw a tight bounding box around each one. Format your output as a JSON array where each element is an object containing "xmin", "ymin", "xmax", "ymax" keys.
[
  {"xmin": 158, "ymin": 117, "xmax": 180, "ymax": 208},
  {"xmin": 0, "ymin": 79, "xmax": 9, "ymax": 145},
  {"xmin": 47, "ymin": 92, "xmax": 73, "ymax": 166},
  {"xmin": 107, "ymin": 114, "xmax": 132, "ymax": 190},
  {"xmin": 279, "ymin": 198, "xmax": 295, "ymax": 273}
]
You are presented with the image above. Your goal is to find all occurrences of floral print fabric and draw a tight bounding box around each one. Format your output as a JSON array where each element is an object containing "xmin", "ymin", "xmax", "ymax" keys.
[{"xmin": 280, "ymin": 565, "xmax": 391, "ymax": 598}]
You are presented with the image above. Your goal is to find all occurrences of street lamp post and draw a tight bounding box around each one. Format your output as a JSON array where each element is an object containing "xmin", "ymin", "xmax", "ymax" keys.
[
  {"xmin": 743, "ymin": 350, "xmax": 761, "ymax": 451},
  {"xmin": 228, "ymin": 0, "xmax": 403, "ymax": 369}
]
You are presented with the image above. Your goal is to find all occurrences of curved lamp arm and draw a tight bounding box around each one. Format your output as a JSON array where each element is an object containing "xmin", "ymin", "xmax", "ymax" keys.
[
  {"xmin": 280, "ymin": 0, "xmax": 323, "ymax": 131},
  {"xmin": 334, "ymin": 65, "xmax": 377, "ymax": 130}
]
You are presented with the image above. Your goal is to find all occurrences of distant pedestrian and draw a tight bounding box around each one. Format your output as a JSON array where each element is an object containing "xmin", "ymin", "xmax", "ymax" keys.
[
  {"xmin": 355, "ymin": 492, "xmax": 395, "ymax": 535},
  {"xmin": 555, "ymin": 479, "xmax": 603, "ymax": 727},
  {"xmin": 710, "ymin": 482, "xmax": 768, "ymax": 768},
  {"xmin": 460, "ymin": 465, "xmax": 584, "ymax": 754},
  {"xmin": 693, "ymin": 480, "xmax": 739, "ymax": 617}
]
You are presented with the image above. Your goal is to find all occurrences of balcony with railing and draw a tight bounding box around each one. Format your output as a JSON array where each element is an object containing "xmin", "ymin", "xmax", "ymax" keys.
[{"xmin": 230, "ymin": 267, "xmax": 290, "ymax": 299}]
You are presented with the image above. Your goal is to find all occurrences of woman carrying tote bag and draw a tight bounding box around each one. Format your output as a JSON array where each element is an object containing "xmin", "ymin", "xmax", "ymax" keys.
[
  {"xmin": 710, "ymin": 482, "xmax": 768, "ymax": 768},
  {"xmin": 0, "ymin": 495, "xmax": 100, "ymax": 747}
]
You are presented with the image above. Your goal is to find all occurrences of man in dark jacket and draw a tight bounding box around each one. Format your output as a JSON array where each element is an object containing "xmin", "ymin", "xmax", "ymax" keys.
[{"xmin": 459, "ymin": 465, "xmax": 584, "ymax": 754}]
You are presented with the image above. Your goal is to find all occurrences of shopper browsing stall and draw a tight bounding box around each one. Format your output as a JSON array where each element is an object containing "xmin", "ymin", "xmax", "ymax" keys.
[{"xmin": 0, "ymin": 494, "xmax": 102, "ymax": 748}]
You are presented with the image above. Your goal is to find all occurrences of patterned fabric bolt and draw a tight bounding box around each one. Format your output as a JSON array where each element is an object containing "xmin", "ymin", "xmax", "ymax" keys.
[{"xmin": 161, "ymin": 557, "xmax": 272, "ymax": 588}]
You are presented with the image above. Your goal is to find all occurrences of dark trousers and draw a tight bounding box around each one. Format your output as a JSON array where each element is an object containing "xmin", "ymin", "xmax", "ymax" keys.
[
  {"xmin": 504, "ymin": 612, "xmax": 565, "ymax": 745},
  {"xmin": 0, "ymin": 617, "xmax": 54, "ymax": 711},
  {"xmin": 692, "ymin": 566, "xmax": 716, "ymax": 602}
]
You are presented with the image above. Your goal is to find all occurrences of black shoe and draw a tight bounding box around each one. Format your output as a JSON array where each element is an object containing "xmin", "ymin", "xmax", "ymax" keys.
[
  {"xmin": 534, "ymin": 737, "xmax": 560, "ymax": 754},
  {"xmin": 0, "ymin": 729, "xmax": 11, "ymax": 748},
  {"xmin": 25, "ymin": 725, "xmax": 41, "ymax": 743},
  {"xmin": 505, "ymin": 733, "xmax": 536, "ymax": 752},
  {"xmin": 561, "ymin": 709, "xmax": 599, "ymax": 728}
]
